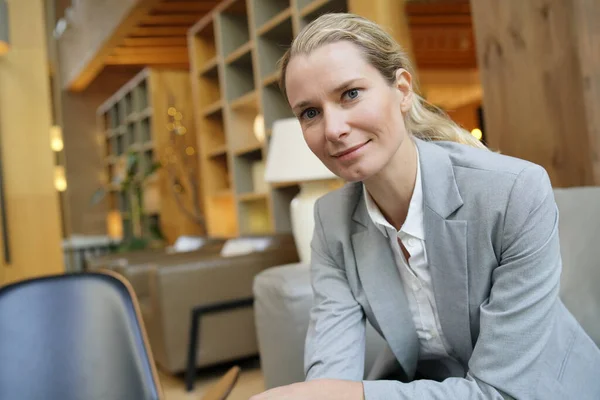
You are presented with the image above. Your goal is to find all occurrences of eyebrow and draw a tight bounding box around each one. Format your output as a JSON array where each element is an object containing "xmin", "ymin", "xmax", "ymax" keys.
[{"xmin": 291, "ymin": 78, "xmax": 363, "ymax": 113}]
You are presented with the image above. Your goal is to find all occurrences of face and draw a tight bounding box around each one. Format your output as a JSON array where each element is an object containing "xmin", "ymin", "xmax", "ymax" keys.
[{"xmin": 285, "ymin": 41, "xmax": 413, "ymax": 182}]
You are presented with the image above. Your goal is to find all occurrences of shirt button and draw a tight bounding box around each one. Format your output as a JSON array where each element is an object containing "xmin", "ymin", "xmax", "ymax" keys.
[
  {"xmin": 406, "ymin": 238, "xmax": 417, "ymax": 247},
  {"xmin": 423, "ymin": 332, "xmax": 433, "ymax": 340}
]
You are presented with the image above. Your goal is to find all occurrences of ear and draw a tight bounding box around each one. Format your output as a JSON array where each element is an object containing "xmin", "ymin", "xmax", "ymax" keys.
[{"xmin": 395, "ymin": 68, "xmax": 413, "ymax": 113}]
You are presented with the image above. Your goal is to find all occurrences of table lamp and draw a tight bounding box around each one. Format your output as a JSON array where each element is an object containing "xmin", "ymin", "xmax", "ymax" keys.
[{"xmin": 264, "ymin": 118, "xmax": 337, "ymax": 264}]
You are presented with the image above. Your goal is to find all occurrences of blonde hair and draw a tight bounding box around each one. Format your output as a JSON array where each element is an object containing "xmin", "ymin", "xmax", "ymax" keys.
[{"xmin": 278, "ymin": 13, "xmax": 487, "ymax": 150}]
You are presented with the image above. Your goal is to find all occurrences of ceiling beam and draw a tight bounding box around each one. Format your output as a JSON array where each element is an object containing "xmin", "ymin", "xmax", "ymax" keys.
[
  {"xmin": 130, "ymin": 26, "xmax": 189, "ymax": 37},
  {"xmin": 153, "ymin": 2, "xmax": 218, "ymax": 13},
  {"xmin": 122, "ymin": 37, "xmax": 188, "ymax": 47},
  {"xmin": 111, "ymin": 46, "xmax": 189, "ymax": 55},
  {"xmin": 140, "ymin": 14, "xmax": 203, "ymax": 25},
  {"xmin": 58, "ymin": 0, "xmax": 164, "ymax": 92},
  {"xmin": 105, "ymin": 53, "xmax": 189, "ymax": 65}
]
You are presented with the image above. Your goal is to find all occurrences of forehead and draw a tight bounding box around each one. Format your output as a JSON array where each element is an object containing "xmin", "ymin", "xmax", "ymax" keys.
[{"xmin": 285, "ymin": 41, "xmax": 379, "ymax": 104}]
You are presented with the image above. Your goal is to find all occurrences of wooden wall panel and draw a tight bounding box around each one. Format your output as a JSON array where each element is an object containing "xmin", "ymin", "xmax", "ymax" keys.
[
  {"xmin": 0, "ymin": 0, "xmax": 64, "ymax": 285},
  {"xmin": 470, "ymin": 0, "xmax": 600, "ymax": 187}
]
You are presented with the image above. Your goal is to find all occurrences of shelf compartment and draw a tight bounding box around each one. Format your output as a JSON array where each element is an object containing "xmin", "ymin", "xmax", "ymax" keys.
[
  {"xmin": 198, "ymin": 71, "xmax": 222, "ymax": 107},
  {"xmin": 262, "ymin": 71, "xmax": 280, "ymax": 87},
  {"xmin": 229, "ymin": 90, "xmax": 257, "ymax": 110},
  {"xmin": 262, "ymin": 82, "xmax": 295, "ymax": 131},
  {"xmin": 199, "ymin": 111, "xmax": 226, "ymax": 155},
  {"xmin": 238, "ymin": 196, "xmax": 271, "ymax": 235},
  {"xmin": 257, "ymin": 14, "xmax": 293, "ymax": 80},
  {"xmin": 108, "ymin": 107, "xmax": 120, "ymax": 129},
  {"xmin": 193, "ymin": 20, "xmax": 217, "ymax": 67},
  {"xmin": 133, "ymin": 79, "xmax": 149, "ymax": 112},
  {"xmin": 233, "ymin": 150, "xmax": 265, "ymax": 195},
  {"xmin": 256, "ymin": 7, "xmax": 292, "ymax": 36},
  {"xmin": 202, "ymin": 100, "xmax": 224, "ymax": 117},
  {"xmin": 205, "ymin": 191, "xmax": 238, "ymax": 238},
  {"xmin": 238, "ymin": 192, "xmax": 268, "ymax": 202},
  {"xmin": 224, "ymin": 47, "xmax": 255, "ymax": 102},
  {"xmin": 300, "ymin": 0, "xmax": 348, "ymax": 28},
  {"xmin": 208, "ymin": 145, "xmax": 228, "ymax": 159},
  {"xmin": 138, "ymin": 106, "xmax": 153, "ymax": 120},
  {"xmin": 199, "ymin": 56, "xmax": 219, "ymax": 77},
  {"xmin": 253, "ymin": 0, "xmax": 290, "ymax": 29},
  {"xmin": 225, "ymin": 40, "xmax": 253, "ymax": 65},
  {"xmin": 228, "ymin": 94, "xmax": 261, "ymax": 153},
  {"xmin": 113, "ymin": 134, "xmax": 126, "ymax": 156},
  {"xmin": 137, "ymin": 116, "xmax": 152, "ymax": 143},
  {"xmin": 125, "ymin": 122, "xmax": 136, "ymax": 147},
  {"xmin": 205, "ymin": 156, "xmax": 231, "ymax": 193},
  {"xmin": 219, "ymin": 0, "xmax": 251, "ymax": 59},
  {"xmin": 234, "ymin": 142, "xmax": 262, "ymax": 157}
]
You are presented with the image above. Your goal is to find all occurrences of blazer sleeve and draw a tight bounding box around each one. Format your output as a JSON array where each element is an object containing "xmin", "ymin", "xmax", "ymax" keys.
[
  {"xmin": 363, "ymin": 164, "xmax": 561, "ymax": 400},
  {"xmin": 304, "ymin": 198, "xmax": 367, "ymax": 382}
]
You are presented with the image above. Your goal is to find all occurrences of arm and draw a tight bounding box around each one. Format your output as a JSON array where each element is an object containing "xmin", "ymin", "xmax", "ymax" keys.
[
  {"xmin": 304, "ymin": 198, "xmax": 367, "ymax": 382},
  {"xmin": 362, "ymin": 164, "xmax": 561, "ymax": 399}
]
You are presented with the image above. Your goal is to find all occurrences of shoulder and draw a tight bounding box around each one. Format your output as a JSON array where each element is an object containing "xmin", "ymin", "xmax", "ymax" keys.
[
  {"xmin": 314, "ymin": 182, "xmax": 361, "ymax": 225},
  {"xmin": 432, "ymin": 140, "xmax": 552, "ymax": 197},
  {"xmin": 435, "ymin": 140, "xmax": 538, "ymax": 175}
]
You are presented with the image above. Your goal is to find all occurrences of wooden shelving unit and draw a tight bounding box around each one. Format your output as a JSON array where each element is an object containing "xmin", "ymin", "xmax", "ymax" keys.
[
  {"xmin": 97, "ymin": 68, "xmax": 202, "ymax": 243},
  {"xmin": 189, "ymin": 0, "xmax": 349, "ymax": 237}
]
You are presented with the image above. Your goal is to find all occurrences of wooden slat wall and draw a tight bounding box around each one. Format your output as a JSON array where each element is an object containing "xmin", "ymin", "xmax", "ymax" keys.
[{"xmin": 0, "ymin": 0, "xmax": 64, "ymax": 285}]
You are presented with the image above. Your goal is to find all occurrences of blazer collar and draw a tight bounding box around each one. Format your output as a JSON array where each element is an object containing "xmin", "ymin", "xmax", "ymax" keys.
[
  {"xmin": 350, "ymin": 138, "xmax": 473, "ymax": 369},
  {"xmin": 352, "ymin": 138, "xmax": 464, "ymax": 226}
]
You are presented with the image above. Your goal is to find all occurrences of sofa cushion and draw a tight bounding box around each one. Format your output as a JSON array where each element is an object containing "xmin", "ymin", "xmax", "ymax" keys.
[
  {"xmin": 220, "ymin": 237, "xmax": 271, "ymax": 257},
  {"xmin": 554, "ymin": 187, "xmax": 600, "ymax": 346}
]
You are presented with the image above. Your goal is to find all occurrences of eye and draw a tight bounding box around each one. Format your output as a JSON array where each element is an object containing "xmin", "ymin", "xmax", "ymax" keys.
[
  {"xmin": 343, "ymin": 88, "xmax": 361, "ymax": 101},
  {"xmin": 300, "ymin": 108, "xmax": 320, "ymax": 120}
]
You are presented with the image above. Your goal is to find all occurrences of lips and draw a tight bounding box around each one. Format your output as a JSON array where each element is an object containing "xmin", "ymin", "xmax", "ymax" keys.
[{"xmin": 332, "ymin": 141, "xmax": 369, "ymax": 158}]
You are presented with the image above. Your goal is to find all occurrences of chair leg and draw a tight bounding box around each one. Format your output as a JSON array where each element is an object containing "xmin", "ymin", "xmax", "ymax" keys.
[{"xmin": 185, "ymin": 308, "xmax": 201, "ymax": 391}]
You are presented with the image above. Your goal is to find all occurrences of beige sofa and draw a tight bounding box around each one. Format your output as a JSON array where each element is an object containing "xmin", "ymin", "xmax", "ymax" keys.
[{"xmin": 114, "ymin": 234, "xmax": 299, "ymax": 382}]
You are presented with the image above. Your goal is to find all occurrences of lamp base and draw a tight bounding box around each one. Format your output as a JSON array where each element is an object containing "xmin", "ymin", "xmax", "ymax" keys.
[{"xmin": 290, "ymin": 181, "xmax": 333, "ymax": 264}]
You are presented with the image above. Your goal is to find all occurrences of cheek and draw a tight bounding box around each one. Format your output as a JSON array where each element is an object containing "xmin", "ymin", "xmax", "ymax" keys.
[{"xmin": 303, "ymin": 127, "xmax": 326, "ymax": 158}]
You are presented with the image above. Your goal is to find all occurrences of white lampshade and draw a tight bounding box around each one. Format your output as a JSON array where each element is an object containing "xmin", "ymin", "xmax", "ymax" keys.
[
  {"xmin": 264, "ymin": 118, "xmax": 335, "ymax": 183},
  {"xmin": 264, "ymin": 118, "xmax": 337, "ymax": 264}
]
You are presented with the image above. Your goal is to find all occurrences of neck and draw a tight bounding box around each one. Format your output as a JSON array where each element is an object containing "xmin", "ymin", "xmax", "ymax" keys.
[{"xmin": 363, "ymin": 137, "xmax": 418, "ymax": 230}]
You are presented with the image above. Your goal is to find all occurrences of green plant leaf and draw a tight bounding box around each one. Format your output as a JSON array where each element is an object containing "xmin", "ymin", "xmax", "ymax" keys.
[
  {"xmin": 145, "ymin": 161, "xmax": 162, "ymax": 178},
  {"xmin": 89, "ymin": 187, "xmax": 106, "ymax": 206}
]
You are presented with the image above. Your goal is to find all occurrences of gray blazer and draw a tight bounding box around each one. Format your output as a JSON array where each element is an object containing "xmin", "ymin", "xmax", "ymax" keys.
[{"xmin": 304, "ymin": 138, "xmax": 600, "ymax": 399}]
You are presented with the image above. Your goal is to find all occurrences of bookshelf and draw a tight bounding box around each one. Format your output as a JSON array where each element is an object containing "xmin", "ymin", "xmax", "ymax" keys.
[
  {"xmin": 189, "ymin": 0, "xmax": 350, "ymax": 238},
  {"xmin": 97, "ymin": 68, "xmax": 203, "ymax": 244}
]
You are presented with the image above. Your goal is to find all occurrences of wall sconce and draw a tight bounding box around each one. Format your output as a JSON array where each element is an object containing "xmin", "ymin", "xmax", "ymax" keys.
[
  {"xmin": 106, "ymin": 210, "xmax": 123, "ymax": 240},
  {"xmin": 471, "ymin": 128, "xmax": 483, "ymax": 141},
  {"xmin": 54, "ymin": 165, "xmax": 67, "ymax": 192},
  {"xmin": 0, "ymin": 1, "xmax": 9, "ymax": 56},
  {"xmin": 253, "ymin": 114, "xmax": 265, "ymax": 143},
  {"xmin": 50, "ymin": 125, "xmax": 64, "ymax": 152}
]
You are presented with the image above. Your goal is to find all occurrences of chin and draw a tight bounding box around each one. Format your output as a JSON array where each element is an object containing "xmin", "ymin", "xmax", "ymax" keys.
[{"xmin": 335, "ymin": 164, "xmax": 378, "ymax": 183}]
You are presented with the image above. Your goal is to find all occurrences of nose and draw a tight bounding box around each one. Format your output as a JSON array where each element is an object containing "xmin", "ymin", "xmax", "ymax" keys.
[{"xmin": 323, "ymin": 106, "xmax": 350, "ymax": 142}]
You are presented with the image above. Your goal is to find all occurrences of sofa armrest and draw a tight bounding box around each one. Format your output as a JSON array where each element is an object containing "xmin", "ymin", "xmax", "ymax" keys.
[
  {"xmin": 146, "ymin": 247, "xmax": 299, "ymax": 372},
  {"xmin": 185, "ymin": 297, "xmax": 254, "ymax": 391}
]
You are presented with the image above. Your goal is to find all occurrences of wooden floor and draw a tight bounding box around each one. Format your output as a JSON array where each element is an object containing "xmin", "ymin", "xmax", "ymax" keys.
[{"xmin": 160, "ymin": 358, "xmax": 265, "ymax": 400}]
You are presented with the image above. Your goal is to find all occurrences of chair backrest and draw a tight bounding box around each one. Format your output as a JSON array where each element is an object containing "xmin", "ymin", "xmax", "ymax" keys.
[
  {"xmin": 0, "ymin": 272, "xmax": 163, "ymax": 400},
  {"xmin": 554, "ymin": 186, "xmax": 600, "ymax": 346}
]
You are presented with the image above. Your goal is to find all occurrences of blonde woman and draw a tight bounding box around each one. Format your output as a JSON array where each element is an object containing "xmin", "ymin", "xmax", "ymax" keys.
[{"xmin": 251, "ymin": 13, "xmax": 600, "ymax": 400}]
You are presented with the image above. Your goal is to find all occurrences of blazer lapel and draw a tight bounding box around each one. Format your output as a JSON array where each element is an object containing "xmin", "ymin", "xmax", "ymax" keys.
[
  {"xmin": 351, "ymin": 187, "xmax": 419, "ymax": 379},
  {"xmin": 417, "ymin": 139, "xmax": 473, "ymax": 366}
]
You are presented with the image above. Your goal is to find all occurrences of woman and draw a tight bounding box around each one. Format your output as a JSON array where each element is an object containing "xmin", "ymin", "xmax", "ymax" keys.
[{"xmin": 251, "ymin": 13, "xmax": 600, "ymax": 400}]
